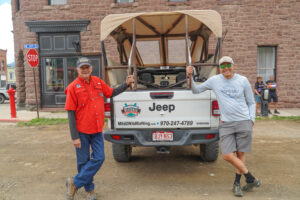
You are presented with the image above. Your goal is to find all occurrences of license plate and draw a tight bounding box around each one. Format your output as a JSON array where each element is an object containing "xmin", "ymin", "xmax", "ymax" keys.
[{"xmin": 152, "ymin": 131, "xmax": 173, "ymax": 141}]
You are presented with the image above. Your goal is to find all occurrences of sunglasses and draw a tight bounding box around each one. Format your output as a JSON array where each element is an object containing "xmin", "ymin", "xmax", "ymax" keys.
[{"xmin": 220, "ymin": 63, "xmax": 232, "ymax": 69}]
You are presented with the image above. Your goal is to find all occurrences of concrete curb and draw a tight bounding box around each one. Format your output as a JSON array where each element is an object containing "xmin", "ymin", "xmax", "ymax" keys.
[{"xmin": 0, "ymin": 119, "xmax": 30, "ymax": 123}]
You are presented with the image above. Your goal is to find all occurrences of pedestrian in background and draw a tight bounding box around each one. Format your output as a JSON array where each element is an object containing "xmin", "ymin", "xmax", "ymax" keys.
[
  {"xmin": 64, "ymin": 57, "xmax": 133, "ymax": 200},
  {"xmin": 187, "ymin": 56, "xmax": 261, "ymax": 197},
  {"xmin": 254, "ymin": 76, "xmax": 265, "ymax": 116},
  {"xmin": 266, "ymin": 75, "xmax": 280, "ymax": 114}
]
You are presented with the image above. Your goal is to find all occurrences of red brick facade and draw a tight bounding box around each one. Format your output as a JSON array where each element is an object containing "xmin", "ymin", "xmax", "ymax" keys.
[{"xmin": 12, "ymin": 0, "xmax": 300, "ymax": 108}]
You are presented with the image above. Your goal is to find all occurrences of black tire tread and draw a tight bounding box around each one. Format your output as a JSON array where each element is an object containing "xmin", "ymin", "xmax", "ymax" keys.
[
  {"xmin": 112, "ymin": 143, "xmax": 132, "ymax": 162},
  {"xmin": 0, "ymin": 94, "xmax": 5, "ymax": 104},
  {"xmin": 200, "ymin": 141, "xmax": 219, "ymax": 162}
]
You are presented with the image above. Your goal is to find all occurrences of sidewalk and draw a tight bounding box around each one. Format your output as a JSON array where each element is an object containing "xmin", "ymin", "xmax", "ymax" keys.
[
  {"xmin": 0, "ymin": 102, "xmax": 300, "ymax": 123},
  {"xmin": 0, "ymin": 102, "xmax": 67, "ymax": 123}
]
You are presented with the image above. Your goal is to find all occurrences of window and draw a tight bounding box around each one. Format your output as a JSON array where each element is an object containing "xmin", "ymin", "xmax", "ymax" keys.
[
  {"xmin": 167, "ymin": 39, "xmax": 191, "ymax": 64},
  {"xmin": 116, "ymin": 0, "xmax": 134, "ymax": 3},
  {"xmin": 67, "ymin": 58, "xmax": 78, "ymax": 85},
  {"xmin": 257, "ymin": 46, "xmax": 276, "ymax": 82},
  {"xmin": 45, "ymin": 58, "xmax": 64, "ymax": 92},
  {"xmin": 136, "ymin": 40, "xmax": 161, "ymax": 65},
  {"xmin": 49, "ymin": 0, "xmax": 67, "ymax": 5},
  {"xmin": 1, "ymin": 61, "xmax": 4, "ymax": 71},
  {"xmin": 16, "ymin": 0, "xmax": 20, "ymax": 11},
  {"xmin": 10, "ymin": 72, "xmax": 14, "ymax": 80},
  {"xmin": 39, "ymin": 33, "xmax": 80, "ymax": 55},
  {"xmin": 168, "ymin": 0, "xmax": 188, "ymax": 2},
  {"xmin": 42, "ymin": 56, "xmax": 101, "ymax": 93}
]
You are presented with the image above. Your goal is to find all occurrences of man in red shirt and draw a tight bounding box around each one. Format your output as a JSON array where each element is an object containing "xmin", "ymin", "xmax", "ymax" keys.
[{"xmin": 65, "ymin": 57, "xmax": 133, "ymax": 200}]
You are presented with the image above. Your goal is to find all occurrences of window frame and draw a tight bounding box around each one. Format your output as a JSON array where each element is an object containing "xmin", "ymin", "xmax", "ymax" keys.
[
  {"xmin": 257, "ymin": 46, "xmax": 277, "ymax": 82},
  {"xmin": 16, "ymin": 0, "xmax": 20, "ymax": 11},
  {"xmin": 39, "ymin": 33, "xmax": 80, "ymax": 56},
  {"xmin": 168, "ymin": 0, "xmax": 188, "ymax": 2},
  {"xmin": 48, "ymin": 0, "xmax": 67, "ymax": 5},
  {"xmin": 1, "ymin": 61, "xmax": 4, "ymax": 71},
  {"xmin": 115, "ymin": 0, "xmax": 135, "ymax": 3}
]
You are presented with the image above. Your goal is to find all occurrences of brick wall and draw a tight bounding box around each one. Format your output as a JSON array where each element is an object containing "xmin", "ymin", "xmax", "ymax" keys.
[{"xmin": 12, "ymin": 0, "xmax": 300, "ymax": 108}]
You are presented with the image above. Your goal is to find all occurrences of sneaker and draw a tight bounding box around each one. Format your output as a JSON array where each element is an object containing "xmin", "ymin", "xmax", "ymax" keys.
[
  {"xmin": 242, "ymin": 179, "xmax": 262, "ymax": 191},
  {"xmin": 274, "ymin": 110, "xmax": 280, "ymax": 114},
  {"xmin": 66, "ymin": 177, "xmax": 77, "ymax": 200},
  {"xmin": 232, "ymin": 183, "xmax": 243, "ymax": 197},
  {"xmin": 87, "ymin": 190, "xmax": 98, "ymax": 200},
  {"xmin": 268, "ymin": 110, "xmax": 272, "ymax": 114}
]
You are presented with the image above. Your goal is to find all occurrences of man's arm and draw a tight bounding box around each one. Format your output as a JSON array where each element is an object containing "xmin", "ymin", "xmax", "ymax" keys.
[
  {"xmin": 102, "ymin": 75, "xmax": 133, "ymax": 98},
  {"xmin": 191, "ymin": 77, "xmax": 213, "ymax": 94},
  {"xmin": 68, "ymin": 110, "xmax": 79, "ymax": 140},
  {"xmin": 67, "ymin": 110, "xmax": 81, "ymax": 148},
  {"xmin": 65, "ymin": 86, "xmax": 81, "ymax": 148},
  {"xmin": 244, "ymin": 79, "xmax": 256, "ymax": 123},
  {"xmin": 112, "ymin": 82, "xmax": 128, "ymax": 97},
  {"xmin": 187, "ymin": 66, "xmax": 213, "ymax": 94}
]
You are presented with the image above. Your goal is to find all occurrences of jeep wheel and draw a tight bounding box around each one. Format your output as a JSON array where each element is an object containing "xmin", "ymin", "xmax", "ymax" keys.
[
  {"xmin": 0, "ymin": 94, "xmax": 5, "ymax": 104},
  {"xmin": 200, "ymin": 141, "xmax": 219, "ymax": 162},
  {"xmin": 112, "ymin": 143, "xmax": 132, "ymax": 162}
]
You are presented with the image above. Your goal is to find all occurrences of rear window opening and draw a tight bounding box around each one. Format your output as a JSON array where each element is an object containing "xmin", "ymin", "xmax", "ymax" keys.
[{"xmin": 135, "ymin": 64, "xmax": 217, "ymax": 90}]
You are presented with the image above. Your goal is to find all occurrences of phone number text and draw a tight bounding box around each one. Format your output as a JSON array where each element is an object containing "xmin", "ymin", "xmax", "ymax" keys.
[{"xmin": 160, "ymin": 121, "xmax": 193, "ymax": 126}]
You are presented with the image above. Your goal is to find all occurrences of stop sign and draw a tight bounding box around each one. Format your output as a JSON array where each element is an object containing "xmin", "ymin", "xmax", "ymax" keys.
[{"xmin": 27, "ymin": 49, "xmax": 39, "ymax": 68}]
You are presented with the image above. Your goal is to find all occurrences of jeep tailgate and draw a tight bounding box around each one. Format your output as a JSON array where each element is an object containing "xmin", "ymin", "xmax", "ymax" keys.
[{"xmin": 112, "ymin": 90, "xmax": 211, "ymax": 129}]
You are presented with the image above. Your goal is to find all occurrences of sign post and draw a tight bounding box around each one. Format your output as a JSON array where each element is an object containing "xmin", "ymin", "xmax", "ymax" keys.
[{"xmin": 27, "ymin": 49, "xmax": 40, "ymax": 119}]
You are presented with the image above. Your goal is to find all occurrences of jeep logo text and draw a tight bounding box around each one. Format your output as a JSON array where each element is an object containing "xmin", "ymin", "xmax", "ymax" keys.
[{"xmin": 149, "ymin": 103, "xmax": 175, "ymax": 113}]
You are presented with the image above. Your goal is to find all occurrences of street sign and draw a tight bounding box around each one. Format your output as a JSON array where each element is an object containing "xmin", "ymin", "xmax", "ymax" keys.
[
  {"xmin": 27, "ymin": 49, "xmax": 39, "ymax": 68},
  {"xmin": 24, "ymin": 44, "xmax": 39, "ymax": 49},
  {"xmin": 26, "ymin": 48, "xmax": 40, "ymax": 118}
]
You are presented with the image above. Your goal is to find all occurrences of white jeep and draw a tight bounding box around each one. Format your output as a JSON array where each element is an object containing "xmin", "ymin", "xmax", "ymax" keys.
[{"xmin": 100, "ymin": 10, "xmax": 223, "ymax": 162}]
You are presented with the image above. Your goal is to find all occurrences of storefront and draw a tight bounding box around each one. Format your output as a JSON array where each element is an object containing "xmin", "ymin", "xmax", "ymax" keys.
[{"xmin": 26, "ymin": 20, "xmax": 101, "ymax": 107}]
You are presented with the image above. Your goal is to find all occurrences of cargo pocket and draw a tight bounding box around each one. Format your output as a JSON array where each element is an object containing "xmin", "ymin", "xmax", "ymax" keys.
[{"xmin": 236, "ymin": 120, "xmax": 252, "ymax": 133}]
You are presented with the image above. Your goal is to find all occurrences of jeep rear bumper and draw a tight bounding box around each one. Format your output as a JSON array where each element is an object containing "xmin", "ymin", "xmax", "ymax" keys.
[{"xmin": 103, "ymin": 129, "xmax": 219, "ymax": 146}]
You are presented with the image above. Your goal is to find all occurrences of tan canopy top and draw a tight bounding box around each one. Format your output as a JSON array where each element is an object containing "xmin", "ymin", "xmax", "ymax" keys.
[{"xmin": 100, "ymin": 10, "xmax": 222, "ymax": 41}]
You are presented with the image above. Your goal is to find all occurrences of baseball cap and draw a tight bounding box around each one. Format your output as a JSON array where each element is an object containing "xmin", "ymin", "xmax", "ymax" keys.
[
  {"xmin": 76, "ymin": 57, "xmax": 92, "ymax": 68},
  {"xmin": 219, "ymin": 56, "xmax": 234, "ymax": 66}
]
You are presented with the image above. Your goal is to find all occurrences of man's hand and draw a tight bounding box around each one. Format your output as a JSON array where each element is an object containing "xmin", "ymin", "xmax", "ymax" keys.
[
  {"xmin": 73, "ymin": 138, "xmax": 81, "ymax": 149},
  {"xmin": 126, "ymin": 75, "xmax": 134, "ymax": 86},
  {"xmin": 186, "ymin": 66, "xmax": 194, "ymax": 76}
]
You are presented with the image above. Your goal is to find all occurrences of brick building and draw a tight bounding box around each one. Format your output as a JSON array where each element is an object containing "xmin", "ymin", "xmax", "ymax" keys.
[
  {"xmin": 12, "ymin": 0, "xmax": 300, "ymax": 109},
  {"xmin": 0, "ymin": 49, "xmax": 8, "ymax": 88}
]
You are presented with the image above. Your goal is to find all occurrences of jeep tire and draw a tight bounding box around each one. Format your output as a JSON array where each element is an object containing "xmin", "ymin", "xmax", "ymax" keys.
[
  {"xmin": 200, "ymin": 141, "xmax": 219, "ymax": 162},
  {"xmin": 0, "ymin": 94, "xmax": 5, "ymax": 104},
  {"xmin": 112, "ymin": 143, "xmax": 132, "ymax": 162}
]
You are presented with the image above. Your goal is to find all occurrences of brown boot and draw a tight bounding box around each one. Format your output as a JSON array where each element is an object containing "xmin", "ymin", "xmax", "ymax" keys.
[
  {"xmin": 65, "ymin": 177, "xmax": 77, "ymax": 200},
  {"xmin": 86, "ymin": 190, "xmax": 98, "ymax": 200}
]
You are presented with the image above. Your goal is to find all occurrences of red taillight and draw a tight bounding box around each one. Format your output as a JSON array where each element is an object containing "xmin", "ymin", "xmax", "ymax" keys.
[
  {"xmin": 111, "ymin": 135, "xmax": 120, "ymax": 140},
  {"xmin": 104, "ymin": 102, "xmax": 111, "ymax": 111},
  {"xmin": 104, "ymin": 102, "xmax": 111, "ymax": 118},
  {"xmin": 212, "ymin": 100, "xmax": 220, "ymax": 116},
  {"xmin": 206, "ymin": 134, "xmax": 215, "ymax": 139}
]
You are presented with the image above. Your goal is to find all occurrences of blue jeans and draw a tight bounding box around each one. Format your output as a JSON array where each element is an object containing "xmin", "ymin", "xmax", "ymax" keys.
[{"xmin": 73, "ymin": 132, "xmax": 105, "ymax": 192}]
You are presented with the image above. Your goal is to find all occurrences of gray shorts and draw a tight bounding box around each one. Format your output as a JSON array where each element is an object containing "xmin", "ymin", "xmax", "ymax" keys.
[{"xmin": 219, "ymin": 120, "xmax": 253, "ymax": 155}]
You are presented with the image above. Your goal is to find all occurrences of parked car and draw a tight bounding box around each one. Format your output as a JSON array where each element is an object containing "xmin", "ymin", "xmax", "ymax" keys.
[
  {"xmin": 100, "ymin": 10, "xmax": 223, "ymax": 162},
  {"xmin": 0, "ymin": 84, "xmax": 17, "ymax": 104},
  {"xmin": 0, "ymin": 87, "xmax": 10, "ymax": 104}
]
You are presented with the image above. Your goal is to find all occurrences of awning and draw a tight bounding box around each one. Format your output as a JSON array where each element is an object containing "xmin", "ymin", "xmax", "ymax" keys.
[{"xmin": 100, "ymin": 10, "xmax": 222, "ymax": 41}]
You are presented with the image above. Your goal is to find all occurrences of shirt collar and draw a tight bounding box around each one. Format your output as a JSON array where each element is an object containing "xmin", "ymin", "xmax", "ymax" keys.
[
  {"xmin": 221, "ymin": 73, "xmax": 236, "ymax": 81},
  {"xmin": 78, "ymin": 75, "xmax": 92, "ymax": 84}
]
